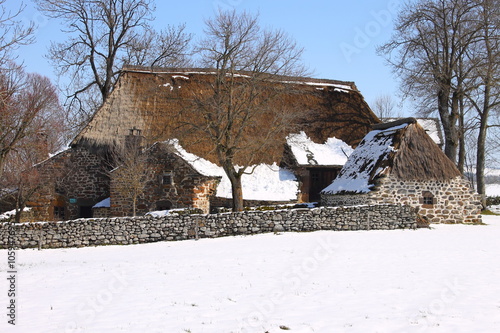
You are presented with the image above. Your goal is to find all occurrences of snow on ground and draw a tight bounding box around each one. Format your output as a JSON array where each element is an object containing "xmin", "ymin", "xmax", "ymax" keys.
[
  {"xmin": 486, "ymin": 183, "xmax": 500, "ymax": 197},
  {"xmin": 489, "ymin": 205, "xmax": 500, "ymax": 214},
  {"xmin": 2, "ymin": 216, "xmax": 500, "ymax": 333}
]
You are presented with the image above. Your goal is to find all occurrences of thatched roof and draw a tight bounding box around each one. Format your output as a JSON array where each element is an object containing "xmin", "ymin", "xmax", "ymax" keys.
[
  {"xmin": 72, "ymin": 66, "xmax": 379, "ymax": 165},
  {"xmin": 381, "ymin": 117, "xmax": 444, "ymax": 147},
  {"xmin": 322, "ymin": 118, "xmax": 461, "ymax": 195}
]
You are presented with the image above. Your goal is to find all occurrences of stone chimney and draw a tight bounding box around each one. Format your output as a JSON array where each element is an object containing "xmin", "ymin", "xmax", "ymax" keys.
[{"xmin": 124, "ymin": 127, "xmax": 144, "ymax": 153}]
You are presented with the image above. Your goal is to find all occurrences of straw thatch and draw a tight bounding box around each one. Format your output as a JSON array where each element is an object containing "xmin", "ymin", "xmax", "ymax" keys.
[
  {"xmin": 72, "ymin": 66, "xmax": 379, "ymax": 165},
  {"xmin": 391, "ymin": 120, "xmax": 461, "ymax": 181},
  {"xmin": 322, "ymin": 118, "xmax": 461, "ymax": 195}
]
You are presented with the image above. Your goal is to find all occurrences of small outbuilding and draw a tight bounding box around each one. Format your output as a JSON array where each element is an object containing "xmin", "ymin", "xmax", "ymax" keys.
[
  {"xmin": 321, "ymin": 118, "xmax": 482, "ymax": 224},
  {"xmin": 282, "ymin": 131, "xmax": 353, "ymax": 202}
]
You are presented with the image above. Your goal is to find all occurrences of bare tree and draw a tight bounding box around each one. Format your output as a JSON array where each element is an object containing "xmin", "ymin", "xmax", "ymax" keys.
[
  {"xmin": 0, "ymin": 0, "xmax": 35, "ymax": 67},
  {"xmin": 464, "ymin": 0, "xmax": 500, "ymax": 206},
  {"xmin": 2, "ymin": 147, "xmax": 46, "ymax": 223},
  {"xmin": 182, "ymin": 10, "xmax": 307, "ymax": 212},
  {"xmin": 380, "ymin": 0, "xmax": 500, "ymax": 205},
  {"xmin": 378, "ymin": 0, "xmax": 482, "ymax": 163},
  {"xmin": 35, "ymin": 0, "xmax": 191, "ymax": 128},
  {"xmin": 372, "ymin": 94, "xmax": 399, "ymax": 119},
  {"xmin": 0, "ymin": 71, "xmax": 64, "ymax": 222},
  {"xmin": 110, "ymin": 133, "xmax": 150, "ymax": 216},
  {"xmin": 0, "ymin": 65, "xmax": 62, "ymax": 180},
  {"xmin": 123, "ymin": 24, "xmax": 192, "ymax": 68}
]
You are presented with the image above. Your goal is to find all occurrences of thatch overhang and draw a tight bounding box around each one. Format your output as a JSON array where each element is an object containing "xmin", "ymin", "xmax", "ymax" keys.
[
  {"xmin": 381, "ymin": 117, "xmax": 444, "ymax": 147},
  {"xmin": 71, "ymin": 66, "xmax": 379, "ymax": 165},
  {"xmin": 322, "ymin": 118, "xmax": 461, "ymax": 195}
]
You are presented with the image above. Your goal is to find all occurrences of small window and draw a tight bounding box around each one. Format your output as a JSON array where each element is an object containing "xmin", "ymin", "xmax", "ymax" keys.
[
  {"xmin": 422, "ymin": 191, "xmax": 435, "ymax": 207},
  {"xmin": 54, "ymin": 206, "xmax": 65, "ymax": 220},
  {"xmin": 423, "ymin": 196, "xmax": 433, "ymax": 205},
  {"xmin": 161, "ymin": 172, "xmax": 173, "ymax": 185},
  {"xmin": 311, "ymin": 171, "xmax": 320, "ymax": 182}
]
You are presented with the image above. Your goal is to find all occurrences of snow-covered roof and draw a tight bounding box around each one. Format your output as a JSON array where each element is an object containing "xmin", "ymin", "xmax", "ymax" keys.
[
  {"xmin": 123, "ymin": 66, "xmax": 356, "ymax": 92},
  {"xmin": 164, "ymin": 139, "xmax": 225, "ymax": 178},
  {"xmin": 286, "ymin": 132, "xmax": 353, "ymax": 166},
  {"xmin": 322, "ymin": 123, "xmax": 406, "ymax": 195},
  {"xmin": 33, "ymin": 146, "xmax": 71, "ymax": 168},
  {"xmin": 163, "ymin": 140, "xmax": 299, "ymax": 201},
  {"xmin": 323, "ymin": 118, "xmax": 461, "ymax": 195},
  {"xmin": 216, "ymin": 163, "xmax": 298, "ymax": 201}
]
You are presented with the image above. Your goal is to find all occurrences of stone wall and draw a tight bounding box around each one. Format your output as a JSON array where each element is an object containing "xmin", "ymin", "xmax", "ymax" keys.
[
  {"xmin": 322, "ymin": 176, "xmax": 482, "ymax": 224},
  {"xmin": 27, "ymin": 146, "xmax": 111, "ymax": 221},
  {"xmin": 210, "ymin": 197, "xmax": 298, "ymax": 212},
  {"xmin": 110, "ymin": 143, "xmax": 220, "ymax": 216},
  {"xmin": 0, "ymin": 204, "xmax": 417, "ymax": 249}
]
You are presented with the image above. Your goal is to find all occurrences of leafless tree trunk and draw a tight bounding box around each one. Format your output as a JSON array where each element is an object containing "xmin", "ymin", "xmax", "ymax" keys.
[
  {"xmin": 3, "ymin": 151, "xmax": 46, "ymax": 223},
  {"xmin": 466, "ymin": 0, "xmax": 500, "ymax": 207},
  {"xmin": 182, "ymin": 10, "xmax": 307, "ymax": 211},
  {"xmin": 378, "ymin": 0, "xmax": 482, "ymax": 164},
  {"xmin": 458, "ymin": 95, "xmax": 466, "ymax": 173}
]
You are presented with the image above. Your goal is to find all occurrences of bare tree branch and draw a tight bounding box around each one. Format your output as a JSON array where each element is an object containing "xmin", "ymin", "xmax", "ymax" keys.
[{"xmin": 178, "ymin": 10, "xmax": 307, "ymax": 212}]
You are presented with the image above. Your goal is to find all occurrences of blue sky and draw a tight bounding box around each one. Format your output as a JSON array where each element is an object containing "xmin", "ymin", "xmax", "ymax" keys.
[{"xmin": 10, "ymin": 0, "xmax": 408, "ymax": 114}]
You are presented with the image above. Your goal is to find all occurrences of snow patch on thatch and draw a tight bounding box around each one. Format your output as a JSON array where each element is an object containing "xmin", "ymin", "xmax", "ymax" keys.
[
  {"xmin": 164, "ymin": 140, "xmax": 299, "ymax": 201},
  {"xmin": 322, "ymin": 123, "xmax": 406, "ymax": 194},
  {"xmin": 322, "ymin": 118, "xmax": 462, "ymax": 195},
  {"xmin": 286, "ymin": 131, "xmax": 353, "ymax": 166}
]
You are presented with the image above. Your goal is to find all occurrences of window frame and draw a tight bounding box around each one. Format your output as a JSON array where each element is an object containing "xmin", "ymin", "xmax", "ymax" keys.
[
  {"xmin": 54, "ymin": 206, "xmax": 65, "ymax": 220},
  {"xmin": 421, "ymin": 191, "xmax": 435, "ymax": 208},
  {"xmin": 161, "ymin": 172, "xmax": 173, "ymax": 185}
]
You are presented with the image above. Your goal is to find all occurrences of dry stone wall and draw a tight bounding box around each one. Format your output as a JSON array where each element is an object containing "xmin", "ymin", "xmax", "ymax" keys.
[
  {"xmin": 0, "ymin": 205, "xmax": 417, "ymax": 249},
  {"xmin": 322, "ymin": 176, "xmax": 482, "ymax": 224}
]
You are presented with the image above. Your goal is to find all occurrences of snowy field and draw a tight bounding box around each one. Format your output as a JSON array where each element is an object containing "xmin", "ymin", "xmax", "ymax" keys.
[
  {"xmin": 2, "ymin": 216, "xmax": 500, "ymax": 333},
  {"xmin": 486, "ymin": 183, "xmax": 500, "ymax": 197}
]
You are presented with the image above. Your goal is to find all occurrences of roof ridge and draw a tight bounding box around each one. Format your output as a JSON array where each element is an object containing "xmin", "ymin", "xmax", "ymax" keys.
[
  {"xmin": 372, "ymin": 117, "xmax": 416, "ymax": 131},
  {"xmin": 121, "ymin": 65, "xmax": 357, "ymax": 89}
]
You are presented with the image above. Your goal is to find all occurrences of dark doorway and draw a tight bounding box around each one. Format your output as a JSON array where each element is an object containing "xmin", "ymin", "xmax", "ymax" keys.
[
  {"xmin": 309, "ymin": 168, "xmax": 339, "ymax": 202},
  {"xmin": 155, "ymin": 200, "xmax": 172, "ymax": 211},
  {"xmin": 79, "ymin": 206, "xmax": 93, "ymax": 218}
]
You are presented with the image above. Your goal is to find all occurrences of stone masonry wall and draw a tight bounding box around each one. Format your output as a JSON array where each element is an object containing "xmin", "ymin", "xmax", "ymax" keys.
[
  {"xmin": 110, "ymin": 143, "xmax": 219, "ymax": 216},
  {"xmin": 322, "ymin": 176, "xmax": 482, "ymax": 224},
  {"xmin": 0, "ymin": 205, "xmax": 417, "ymax": 249},
  {"xmin": 28, "ymin": 147, "xmax": 111, "ymax": 221}
]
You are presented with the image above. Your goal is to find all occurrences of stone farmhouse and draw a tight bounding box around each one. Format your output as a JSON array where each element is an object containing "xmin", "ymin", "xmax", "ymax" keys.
[
  {"xmin": 321, "ymin": 118, "xmax": 482, "ymax": 224},
  {"xmin": 8, "ymin": 66, "xmax": 381, "ymax": 221}
]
